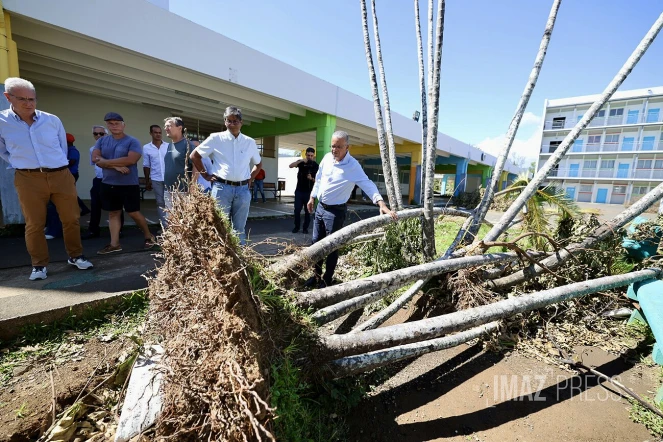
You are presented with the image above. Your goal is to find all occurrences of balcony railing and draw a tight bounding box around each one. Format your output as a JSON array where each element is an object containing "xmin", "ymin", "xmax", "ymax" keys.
[
  {"xmin": 548, "ymin": 167, "xmax": 663, "ymax": 180},
  {"xmin": 543, "ymin": 112, "xmax": 663, "ymax": 130},
  {"xmin": 541, "ymin": 140, "xmax": 663, "ymax": 154}
]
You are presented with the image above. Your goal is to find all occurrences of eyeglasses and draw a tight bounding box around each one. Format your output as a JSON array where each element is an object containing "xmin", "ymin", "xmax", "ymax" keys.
[
  {"xmin": 93, "ymin": 132, "xmax": 105, "ymax": 136},
  {"xmin": 9, "ymin": 94, "xmax": 36, "ymax": 104},
  {"xmin": 225, "ymin": 119, "xmax": 241, "ymax": 125}
]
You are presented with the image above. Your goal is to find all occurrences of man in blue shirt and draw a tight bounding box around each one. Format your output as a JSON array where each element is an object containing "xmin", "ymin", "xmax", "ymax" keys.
[
  {"xmin": 305, "ymin": 130, "xmax": 397, "ymax": 288},
  {"xmin": 92, "ymin": 112, "xmax": 156, "ymax": 254},
  {"xmin": 0, "ymin": 77, "xmax": 93, "ymax": 280}
]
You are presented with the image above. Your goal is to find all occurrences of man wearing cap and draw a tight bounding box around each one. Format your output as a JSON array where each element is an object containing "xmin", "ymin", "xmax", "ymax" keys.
[
  {"xmin": 304, "ymin": 130, "xmax": 397, "ymax": 288},
  {"xmin": 0, "ymin": 77, "xmax": 93, "ymax": 280},
  {"xmin": 191, "ymin": 106, "xmax": 262, "ymax": 245},
  {"xmin": 84, "ymin": 126, "xmax": 124, "ymax": 239},
  {"xmin": 92, "ymin": 112, "xmax": 156, "ymax": 254}
]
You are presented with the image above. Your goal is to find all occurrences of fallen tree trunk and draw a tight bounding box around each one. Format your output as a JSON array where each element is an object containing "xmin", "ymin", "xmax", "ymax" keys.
[
  {"xmin": 320, "ymin": 269, "xmax": 662, "ymax": 359},
  {"xmin": 311, "ymin": 286, "xmax": 400, "ymax": 325},
  {"xmin": 488, "ymin": 180, "xmax": 663, "ymax": 289},
  {"xmin": 296, "ymin": 252, "xmax": 521, "ymax": 308},
  {"xmin": 479, "ymin": 12, "xmax": 663, "ymax": 247},
  {"xmin": 270, "ymin": 207, "xmax": 471, "ymax": 275},
  {"xmin": 467, "ymin": 0, "xmax": 561, "ymax": 243},
  {"xmin": 351, "ymin": 279, "xmax": 425, "ymax": 332},
  {"xmin": 329, "ymin": 321, "xmax": 500, "ymax": 377}
]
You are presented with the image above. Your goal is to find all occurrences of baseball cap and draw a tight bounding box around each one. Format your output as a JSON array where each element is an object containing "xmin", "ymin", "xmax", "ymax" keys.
[
  {"xmin": 66, "ymin": 133, "xmax": 75, "ymax": 143},
  {"xmin": 104, "ymin": 112, "xmax": 124, "ymax": 122}
]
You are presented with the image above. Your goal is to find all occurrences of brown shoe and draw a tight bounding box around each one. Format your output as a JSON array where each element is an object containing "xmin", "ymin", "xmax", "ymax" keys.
[
  {"xmin": 144, "ymin": 236, "xmax": 157, "ymax": 250},
  {"xmin": 97, "ymin": 244, "xmax": 122, "ymax": 255}
]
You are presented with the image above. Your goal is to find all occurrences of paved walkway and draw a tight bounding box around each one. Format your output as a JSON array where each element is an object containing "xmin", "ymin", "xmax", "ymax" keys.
[{"xmin": 0, "ymin": 197, "xmax": 381, "ymax": 341}]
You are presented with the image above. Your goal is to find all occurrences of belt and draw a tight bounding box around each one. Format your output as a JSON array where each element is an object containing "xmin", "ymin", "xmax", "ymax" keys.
[
  {"xmin": 320, "ymin": 202, "xmax": 347, "ymax": 211},
  {"xmin": 17, "ymin": 165, "xmax": 68, "ymax": 173},
  {"xmin": 214, "ymin": 177, "xmax": 249, "ymax": 186}
]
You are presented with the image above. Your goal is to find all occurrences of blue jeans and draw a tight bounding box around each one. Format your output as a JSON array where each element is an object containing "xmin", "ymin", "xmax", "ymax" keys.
[
  {"xmin": 253, "ymin": 179, "xmax": 265, "ymax": 202},
  {"xmin": 212, "ymin": 182, "xmax": 251, "ymax": 245},
  {"xmin": 293, "ymin": 190, "xmax": 311, "ymax": 231},
  {"xmin": 311, "ymin": 204, "xmax": 347, "ymax": 284}
]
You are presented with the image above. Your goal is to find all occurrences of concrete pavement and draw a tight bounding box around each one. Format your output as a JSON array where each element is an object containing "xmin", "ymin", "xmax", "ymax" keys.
[{"xmin": 0, "ymin": 197, "xmax": 381, "ymax": 341}]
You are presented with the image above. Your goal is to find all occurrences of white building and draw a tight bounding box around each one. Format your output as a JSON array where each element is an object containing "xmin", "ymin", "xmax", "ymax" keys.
[{"xmin": 539, "ymin": 86, "xmax": 663, "ymax": 206}]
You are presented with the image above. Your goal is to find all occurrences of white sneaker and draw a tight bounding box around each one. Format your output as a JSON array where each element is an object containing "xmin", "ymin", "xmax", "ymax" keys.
[
  {"xmin": 29, "ymin": 266, "xmax": 47, "ymax": 280},
  {"xmin": 68, "ymin": 255, "xmax": 94, "ymax": 270},
  {"xmin": 45, "ymin": 234, "xmax": 55, "ymax": 240}
]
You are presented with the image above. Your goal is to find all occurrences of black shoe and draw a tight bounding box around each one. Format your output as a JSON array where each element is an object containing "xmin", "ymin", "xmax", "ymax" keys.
[
  {"xmin": 82, "ymin": 232, "xmax": 100, "ymax": 240},
  {"xmin": 302, "ymin": 229, "xmax": 309, "ymax": 234},
  {"xmin": 292, "ymin": 227, "xmax": 299, "ymax": 233},
  {"xmin": 303, "ymin": 276, "xmax": 319, "ymax": 288}
]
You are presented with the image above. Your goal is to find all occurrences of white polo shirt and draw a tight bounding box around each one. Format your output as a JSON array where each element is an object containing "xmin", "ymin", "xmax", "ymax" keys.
[
  {"xmin": 194, "ymin": 131, "xmax": 261, "ymax": 182},
  {"xmin": 142, "ymin": 141, "xmax": 168, "ymax": 182}
]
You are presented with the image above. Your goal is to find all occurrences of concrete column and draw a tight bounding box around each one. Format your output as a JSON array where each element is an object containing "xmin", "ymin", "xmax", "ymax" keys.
[
  {"xmin": 454, "ymin": 158, "xmax": 468, "ymax": 196},
  {"xmin": 0, "ymin": 8, "xmax": 22, "ymax": 224},
  {"xmin": 315, "ymin": 115, "xmax": 336, "ymax": 163}
]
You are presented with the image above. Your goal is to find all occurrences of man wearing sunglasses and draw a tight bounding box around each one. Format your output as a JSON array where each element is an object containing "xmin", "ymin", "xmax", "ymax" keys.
[
  {"xmin": 191, "ymin": 106, "xmax": 262, "ymax": 245},
  {"xmin": 0, "ymin": 77, "xmax": 93, "ymax": 280},
  {"xmin": 84, "ymin": 125, "xmax": 124, "ymax": 239}
]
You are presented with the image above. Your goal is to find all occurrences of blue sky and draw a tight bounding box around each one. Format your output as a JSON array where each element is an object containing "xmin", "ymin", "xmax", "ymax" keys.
[{"xmin": 169, "ymin": 0, "xmax": 663, "ymax": 162}]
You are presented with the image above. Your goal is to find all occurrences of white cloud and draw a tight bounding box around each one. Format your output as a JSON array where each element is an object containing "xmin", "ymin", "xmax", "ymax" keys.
[
  {"xmin": 520, "ymin": 112, "xmax": 543, "ymax": 126},
  {"xmin": 477, "ymin": 127, "xmax": 542, "ymax": 168}
]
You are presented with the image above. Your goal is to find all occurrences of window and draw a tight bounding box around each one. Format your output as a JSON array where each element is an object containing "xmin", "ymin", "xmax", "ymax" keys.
[
  {"xmin": 646, "ymin": 108, "xmax": 660, "ymax": 123},
  {"xmin": 596, "ymin": 110, "xmax": 606, "ymax": 118},
  {"xmin": 583, "ymin": 160, "xmax": 597, "ymax": 169},
  {"xmin": 548, "ymin": 141, "xmax": 561, "ymax": 153},
  {"xmin": 580, "ymin": 185, "xmax": 593, "ymax": 192},
  {"xmin": 588, "ymin": 135, "xmax": 601, "ymax": 144},
  {"xmin": 552, "ymin": 117, "xmax": 566, "ymax": 129},
  {"xmin": 609, "ymin": 108, "xmax": 624, "ymax": 117},
  {"xmin": 627, "ymin": 110, "xmax": 639, "ymax": 124},
  {"xmin": 655, "ymin": 160, "xmax": 663, "ymax": 169},
  {"xmin": 604, "ymin": 134, "xmax": 619, "ymax": 144},
  {"xmin": 637, "ymin": 160, "xmax": 653, "ymax": 169},
  {"xmin": 613, "ymin": 185, "xmax": 627, "ymax": 194},
  {"xmin": 633, "ymin": 186, "xmax": 649, "ymax": 195},
  {"xmin": 600, "ymin": 160, "xmax": 615, "ymax": 169}
]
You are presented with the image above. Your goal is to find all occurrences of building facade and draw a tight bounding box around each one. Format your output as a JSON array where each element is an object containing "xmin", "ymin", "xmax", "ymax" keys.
[{"xmin": 539, "ymin": 87, "xmax": 663, "ymax": 206}]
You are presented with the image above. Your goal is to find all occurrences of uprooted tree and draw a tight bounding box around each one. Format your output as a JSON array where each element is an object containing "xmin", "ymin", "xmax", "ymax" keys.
[{"xmin": 141, "ymin": 2, "xmax": 663, "ymax": 440}]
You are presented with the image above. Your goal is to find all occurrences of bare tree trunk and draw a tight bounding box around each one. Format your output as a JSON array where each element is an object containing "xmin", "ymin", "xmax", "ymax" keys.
[
  {"xmin": 320, "ymin": 269, "xmax": 661, "ymax": 359},
  {"xmin": 371, "ymin": 0, "xmax": 403, "ymax": 211},
  {"xmin": 464, "ymin": 0, "xmax": 561, "ymax": 244},
  {"xmin": 480, "ymin": 12, "xmax": 663, "ymax": 246},
  {"xmin": 415, "ymin": 0, "xmax": 428, "ymax": 210},
  {"xmin": 270, "ymin": 207, "xmax": 471, "ymax": 275},
  {"xmin": 297, "ymin": 251, "xmax": 522, "ymax": 308},
  {"xmin": 352, "ymin": 279, "xmax": 425, "ymax": 332},
  {"xmin": 422, "ymin": 0, "xmax": 445, "ymax": 261},
  {"xmin": 329, "ymin": 322, "xmax": 500, "ymax": 378},
  {"xmin": 360, "ymin": 0, "xmax": 399, "ymax": 210},
  {"xmin": 489, "ymin": 180, "xmax": 663, "ymax": 289},
  {"xmin": 311, "ymin": 287, "xmax": 399, "ymax": 325}
]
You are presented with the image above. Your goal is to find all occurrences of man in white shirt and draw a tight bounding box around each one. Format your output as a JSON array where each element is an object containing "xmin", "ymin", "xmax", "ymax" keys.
[
  {"xmin": 305, "ymin": 130, "xmax": 397, "ymax": 288},
  {"xmin": 142, "ymin": 124, "xmax": 168, "ymax": 228},
  {"xmin": 191, "ymin": 106, "xmax": 262, "ymax": 245},
  {"xmin": 0, "ymin": 77, "xmax": 93, "ymax": 280}
]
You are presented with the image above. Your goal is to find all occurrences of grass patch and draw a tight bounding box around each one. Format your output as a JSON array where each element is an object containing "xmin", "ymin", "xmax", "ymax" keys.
[
  {"xmin": 0, "ymin": 290, "xmax": 148, "ymax": 387},
  {"xmin": 629, "ymin": 396, "xmax": 663, "ymax": 438},
  {"xmin": 434, "ymin": 218, "xmax": 491, "ymax": 254}
]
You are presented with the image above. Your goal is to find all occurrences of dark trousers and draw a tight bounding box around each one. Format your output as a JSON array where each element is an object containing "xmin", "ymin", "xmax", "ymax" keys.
[
  {"xmin": 294, "ymin": 190, "xmax": 312, "ymax": 231},
  {"xmin": 89, "ymin": 177, "xmax": 123, "ymax": 234},
  {"xmin": 72, "ymin": 173, "xmax": 90, "ymax": 214},
  {"xmin": 311, "ymin": 203, "xmax": 347, "ymax": 284}
]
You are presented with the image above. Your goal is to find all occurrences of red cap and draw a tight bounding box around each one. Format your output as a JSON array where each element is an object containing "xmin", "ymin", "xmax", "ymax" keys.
[{"xmin": 66, "ymin": 133, "xmax": 75, "ymax": 144}]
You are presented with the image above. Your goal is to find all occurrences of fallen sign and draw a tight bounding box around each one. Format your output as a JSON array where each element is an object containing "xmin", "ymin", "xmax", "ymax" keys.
[{"xmin": 115, "ymin": 345, "xmax": 164, "ymax": 442}]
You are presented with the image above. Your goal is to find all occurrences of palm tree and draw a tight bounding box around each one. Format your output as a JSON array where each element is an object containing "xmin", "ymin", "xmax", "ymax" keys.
[
  {"xmin": 359, "ymin": 0, "xmax": 399, "ymax": 210},
  {"xmin": 370, "ymin": 0, "xmax": 403, "ymax": 210},
  {"xmin": 493, "ymin": 172, "xmax": 580, "ymax": 250}
]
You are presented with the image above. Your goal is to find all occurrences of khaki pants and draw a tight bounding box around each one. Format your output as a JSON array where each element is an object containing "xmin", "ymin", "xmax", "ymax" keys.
[{"xmin": 14, "ymin": 168, "xmax": 83, "ymax": 266}]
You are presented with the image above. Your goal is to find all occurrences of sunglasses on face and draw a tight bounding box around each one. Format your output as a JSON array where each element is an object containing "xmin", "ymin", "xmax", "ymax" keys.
[{"xmin": 93, "ymin": 132, "xmax": 105, "ymax": 136}]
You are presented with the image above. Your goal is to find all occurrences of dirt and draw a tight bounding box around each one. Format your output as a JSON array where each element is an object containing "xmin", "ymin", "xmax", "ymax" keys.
[
  {"xmin": 0, "ymin": 337, "xmax": 127, "ymax": 442},
  {"xmin": 344, "ymin": 304, "xmax": 662, "ymax": 442}
]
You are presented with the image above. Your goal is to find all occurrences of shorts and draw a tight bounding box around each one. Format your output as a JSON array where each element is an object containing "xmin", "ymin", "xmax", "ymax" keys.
[{"xmin": 100, "ymin": 183, "xmax": 141, "ymax": 213}]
